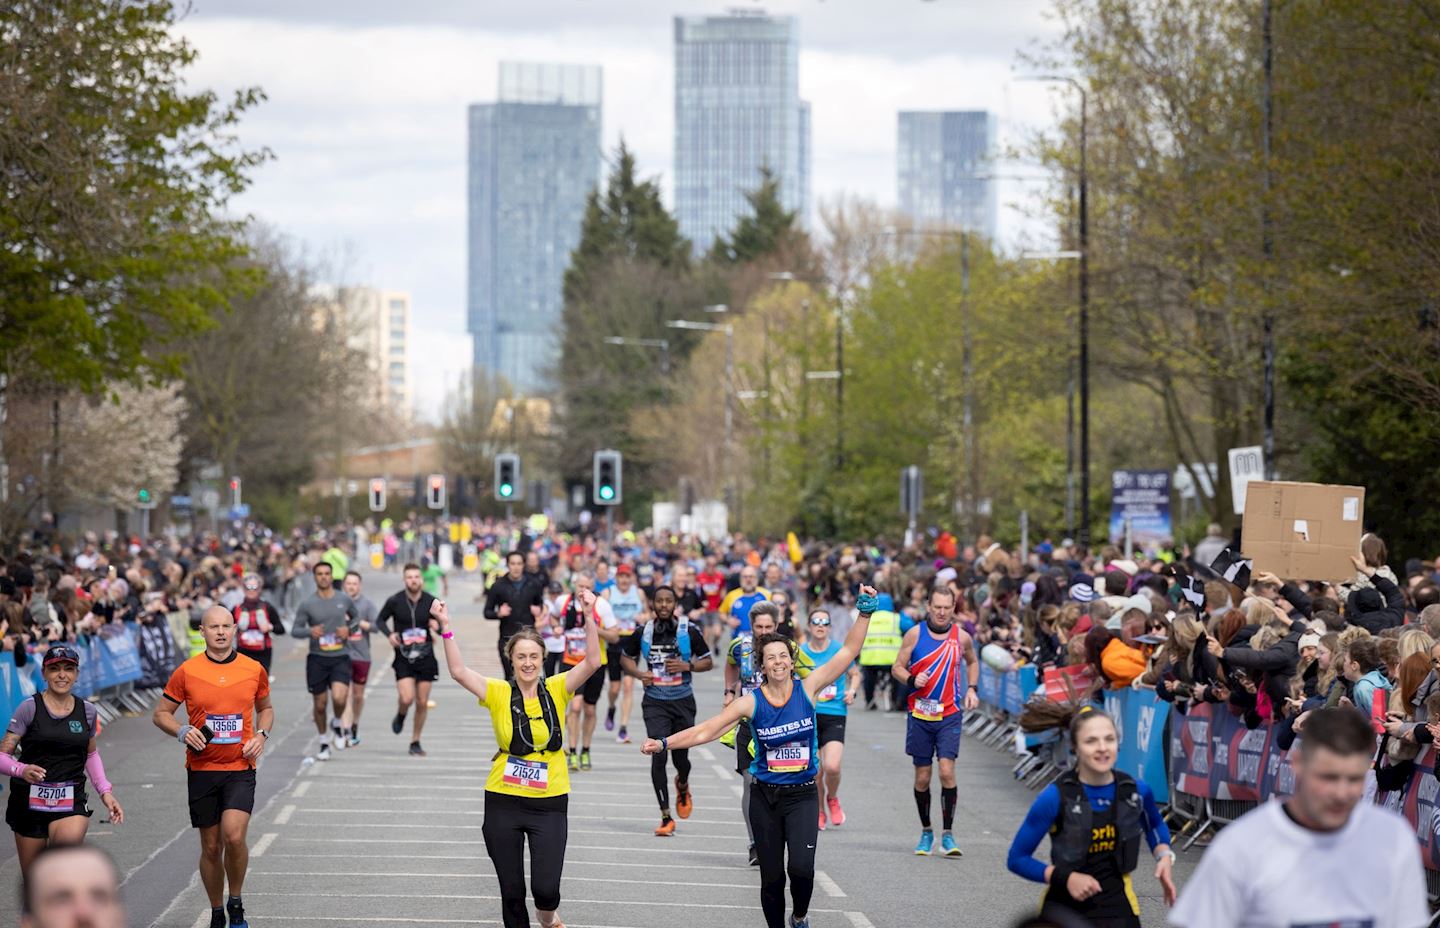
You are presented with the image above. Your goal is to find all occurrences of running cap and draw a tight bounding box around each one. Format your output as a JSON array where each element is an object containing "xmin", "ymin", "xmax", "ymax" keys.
[{"xmin": 43, "ymin": 644, "xmax": 81, "ymax": 668}]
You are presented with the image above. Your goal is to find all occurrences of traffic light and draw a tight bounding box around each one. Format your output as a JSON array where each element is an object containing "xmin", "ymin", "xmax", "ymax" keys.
[
  {"xmin": 494, "ymin": 453, "xmax": 520, "ymax": 502},
  {"xmin": 426, "ymin": 474, "xmax": 446, "ymax": 510},
  {"xmin": 593, "ymin": 449, "xmax": 622, "ymax": 506},
  {"xmin": 229, "ymin": 476, "xmax": 242, "ymax": 508},
  {"xmin": 136, "ymin": 487, "xmax": 156, "ymax": 510},
  {"xmin": 368, "ymin": 478, "xmax": 387, "ymax": 512}
]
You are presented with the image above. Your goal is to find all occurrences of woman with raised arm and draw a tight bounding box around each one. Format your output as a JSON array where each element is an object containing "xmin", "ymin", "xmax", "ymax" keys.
[
  {"xmin": 432, "ymin": 589, "xmax": 602, "ymax": 928},
  {"xmin": 642, "ymin": 584, "xmax": 878, "ymax": 928}
]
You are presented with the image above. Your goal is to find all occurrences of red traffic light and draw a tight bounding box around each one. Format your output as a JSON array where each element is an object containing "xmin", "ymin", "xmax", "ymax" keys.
[
  {"xmin": 370, "ymin": 479, "xmax": 385, "ymax": 492},
  {"xmin": 430, "ymin": 476, "xmax": 444, "ymax": 488}
]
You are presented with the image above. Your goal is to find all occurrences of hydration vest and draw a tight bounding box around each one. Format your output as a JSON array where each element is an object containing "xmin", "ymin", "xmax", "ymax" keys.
[{"xmin": 1050, "ymin": 769, "xmax": 1144, "ymax": 876}]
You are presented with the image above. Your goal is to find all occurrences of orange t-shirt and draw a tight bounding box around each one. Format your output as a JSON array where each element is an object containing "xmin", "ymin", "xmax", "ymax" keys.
[{"xmin": 162, "ymin": 652, "xmax": 270, "ymax": 771}]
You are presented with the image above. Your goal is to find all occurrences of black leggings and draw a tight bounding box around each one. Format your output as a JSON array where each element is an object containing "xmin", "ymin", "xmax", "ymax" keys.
[
  {"xmin": 642, "ymin": 697, "xmax": 696, "ymax": 810},
  {"xmin": 481, "ymin": 791, "xmax": 568, "ymax": 928},
  {"xmin": 748, "ymin": 780, "xmax": 818, "ymax": 928}
]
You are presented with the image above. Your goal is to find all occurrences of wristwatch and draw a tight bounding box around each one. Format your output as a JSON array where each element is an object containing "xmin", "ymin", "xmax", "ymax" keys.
[{"xmin": 257, "ymin": 729, "xmax": 270, "ymax": 740}]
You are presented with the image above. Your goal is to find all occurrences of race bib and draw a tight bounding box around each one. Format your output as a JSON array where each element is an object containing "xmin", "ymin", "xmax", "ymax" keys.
[
  {"xmin": 564, "ymin": 628, "xmax": 587, "ymax": 660},
  {"xmin": 239, "ymin": 629, "xmax": 266, "ymax": 649},
  {"xmin": 913, "ymin": 698, "xmax": 944, "ymax": 722},
  {"xmin": 29, "ymin": 782, "xmax": 74, "ymax": 813},
  {"xmin": 818, "ymin": 684, "xmax": 838, "ymax": 702},
  {"xmin": 617, "ymin": 616, "xmax": 637, "ymax": 635},
  {"xmin": 319, "ymin": 633, "xmax": 344, "ymax": 652},
  {"xmin": 207, "ymin": 713, "xmax": 244, "ymax": 744},
  {"xmin": 501, "ymin": 756, "xmax": 549, "ymax": 791},
  {"xmin": 765, "ymin": 741, "xmax": 811, "ymax": 773},
  {"xmin": 401, "ymin": 628, "xmax": 427, "ymax": 646},
  {"xmin": 650, "ymin": 657, "xmax": 681, "ymax": 686}
]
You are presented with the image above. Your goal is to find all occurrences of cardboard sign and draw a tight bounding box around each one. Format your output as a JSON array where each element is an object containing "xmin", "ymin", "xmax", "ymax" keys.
[{"xmin": 1241, "ymin": 481, "xmax": 1365, "ymax": 581}]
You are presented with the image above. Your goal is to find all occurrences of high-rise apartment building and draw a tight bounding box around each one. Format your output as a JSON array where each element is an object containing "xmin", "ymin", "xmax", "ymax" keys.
[
  {"xmin": 897, "ymin": 111, "xmax": 999, "ymax": 241},
  {"xmin": 468, "ymin": 62, "xmax": 602, "ymax": 394},
  {"xmin": 674, "ymin": 12, "xmax": 811, "ymax": 250},
  {"xmin": 315, "ymin": 285, "xmax": 413, "ymax": 416}
]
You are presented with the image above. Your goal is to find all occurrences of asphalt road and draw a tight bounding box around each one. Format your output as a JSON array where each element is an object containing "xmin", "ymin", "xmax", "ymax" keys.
[{"xmin": 0, "ymin": 571, "xmax": 1200, "ymax": 928}]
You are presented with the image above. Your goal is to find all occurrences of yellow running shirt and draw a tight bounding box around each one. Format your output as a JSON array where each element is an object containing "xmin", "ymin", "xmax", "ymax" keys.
[{"xmin": 480, "ymin": 674, "xmax": 571, "ymax": 798}]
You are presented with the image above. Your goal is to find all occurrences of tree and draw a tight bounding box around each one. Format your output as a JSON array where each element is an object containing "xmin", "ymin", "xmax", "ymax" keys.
[
  {"xmin": 0, "ymin": 0, "xmax": 266, "ymax": 392},
  {"xmin": 711, "ymin": 167, "xmax": 801, "ymax": 266},
  {"xmin": 59, "ymin": 384, "xmax": 186, "ymax": 511}
]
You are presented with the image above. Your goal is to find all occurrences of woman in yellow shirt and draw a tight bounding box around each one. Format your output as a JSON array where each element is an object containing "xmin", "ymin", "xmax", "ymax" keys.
[{"xmin": 432, "ymin": 591, "xmax": 602, "ymax": 928}]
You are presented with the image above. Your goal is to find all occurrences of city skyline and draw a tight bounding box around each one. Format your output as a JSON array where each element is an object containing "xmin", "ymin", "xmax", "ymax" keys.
[
  {"xmin": 897, "ymin": 110, "xmax": 1000, "ymax": 242},
  {"xmin": 176, "ymin": 1, "xmax": 1064, "ymax": 419}
]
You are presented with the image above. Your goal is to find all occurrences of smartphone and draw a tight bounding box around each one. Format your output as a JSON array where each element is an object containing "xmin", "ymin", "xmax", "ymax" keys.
[{"xmin": 189, "ymin": 725, "xmax": 215, "ymax": 752}]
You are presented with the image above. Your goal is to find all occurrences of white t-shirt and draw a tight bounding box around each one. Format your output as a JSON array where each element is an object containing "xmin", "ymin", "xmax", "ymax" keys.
[
  {"xmin": 549, "ymin": 595, "xmax": 616, "ymax": 660},
  {"xmin": 1169, "ymin": 799, "xmax": 1429, "ymax": 928}
]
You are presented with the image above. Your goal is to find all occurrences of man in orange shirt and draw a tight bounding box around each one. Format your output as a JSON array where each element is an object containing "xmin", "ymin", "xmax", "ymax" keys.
[{"xmin": 154, "ymin": 606, "xmax": 273, "ymax": 928}]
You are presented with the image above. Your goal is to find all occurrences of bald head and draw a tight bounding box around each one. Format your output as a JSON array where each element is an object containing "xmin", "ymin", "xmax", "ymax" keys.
[{"xmin": 200, "ymin": 605, "xmax": 234, "ymax": 654}]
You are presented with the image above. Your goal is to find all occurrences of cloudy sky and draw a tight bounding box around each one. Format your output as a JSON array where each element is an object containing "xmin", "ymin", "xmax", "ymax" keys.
[{"xmin": 178, "ymin": 0, "xmax": 1070, "ymax": 421}]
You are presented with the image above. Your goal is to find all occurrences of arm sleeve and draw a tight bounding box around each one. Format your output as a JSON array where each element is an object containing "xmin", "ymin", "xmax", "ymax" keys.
[
  {"xmin": 1138, "ymin": 780, "xmax": 1171, "ymax": 849},
  {"xmin": 1006, "ymin": 785, "xmax": 1060, "ymax": 883},
  {"xmin": 162, "ymin": 665, "xmax": 186, "ymax": 705},
  {"xmin": 483, "ymin": 580, "xmax": 503, "ymax": 620},
  {"xmin": 1279, "ymin": 582, "xmax": 1313, "ymax": 618},
  {"xmin": 688, "ymin": 628, "xmax": 710, "ymax": 657},
  {"xmin": 1168, "ymin": 834, "xmax": 1243, "ymax": 927},
  {"xmin": 620, "ymin": 634, "xmax": 641, "ymax": 660},
  {"xmin": 376, "ymin": 598, "xmax": 396, "ymax": 635},
  {"xmin": 6, "ymin": 698, "xmax": 35, "ymax": 737},
  {"xmin": 289, "ymin": 603, "xmax": 310, "ymax": 638}
]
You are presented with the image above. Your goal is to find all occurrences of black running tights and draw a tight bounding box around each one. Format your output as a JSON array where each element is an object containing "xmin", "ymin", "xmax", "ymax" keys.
[
  {"xmin": 481, "ymin": 791, "xmax": 568, "ymax": 928},
  {"xmin": 748, "ymin": 780, "xmax": 818, "ymax": 928}
]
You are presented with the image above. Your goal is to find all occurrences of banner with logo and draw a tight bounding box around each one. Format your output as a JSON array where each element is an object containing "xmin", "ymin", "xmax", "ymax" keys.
[
  {"xmin": 1109, "ymin": 469, "xmax": 1173, "ymax": 546},
  {"xmin": 977, "ymin": 663, "xmax": 1003, "ymax": 709},
  {"xmin": 1002, "ymin": 665, "xmax": 1038, "ymax": 715},
  {"xmin": 1103, "ymin": 687, "xmax": 1171, "ymax": 804},
  {"xmin": 1402, "ymin": 746, "xmax": 1440, "ymax": 871}
]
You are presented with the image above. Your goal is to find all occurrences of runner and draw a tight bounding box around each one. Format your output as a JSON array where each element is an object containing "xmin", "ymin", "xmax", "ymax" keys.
[
  {"xmin": 376, "ymin": 563, "xmax": 440, "ymax": 757},
  {"xmin": 153, "ymin": 606, "xmax": 273, "ymax": 928},
  {"xmin": 891, "ymin": 585, "xmax": 979, "ymax": 857},
  {"xmin": 1, "ymin": 644, "xmax": 124, "ymax": 880},
  {"xmin": 697, "ymin": 554, "xmax": 727, "ymax": 656},
  {"xmin": 548, "ymin": 573, "xmax": 618, "ymax": 771},
  {"xmin": 619, "ymin": 585, "xmax": 713, "ymax": 835},
  {"xmin": 421, "ymin": 556, "xmax": 448, "ymax": 599},
  {"xmin": 1170, "ymin": 706, "xmax": 1428, "ymax": 927},
  {"xmin": 1007, "ymin": 707, "xmax": 1176, "ymax": 928},
  {"xmin": 644, "ymin": 585, "xmax": 878, "ymax": 928},
  {"xmin": 604, "ymin": 564, "xmax": 646, "ymax": 744},
  {"xmin": 231, "ymin": 575, "xmax": 279, "ymax": 677},
  {"xmin": 288, "ymin": 562, "xmax": 358, "ymax": 761},
  {"xmin": 800, "ymin": 607, "xmax": 858, "ymax": 830},
  {"xmin": 725, "ymin": 602, "xmax": 814, "ymax": 865},
  {"xmin": 21, "ymin": 843, "xmax": 126, "ymax": 928},
  {"xmin": 484, "ymin": 552, "xmax": 545, "ymax": 679},
  {"xmin": 432, "ymin": 591, "xmax": 602, "ymax": 928},
  {"xmin": 717, "ymin": 565, "xmax": 770, "ymax": 638},
  {"xmin": 340, "ymin": 570, "xmax": 380, "ymax": 748}
]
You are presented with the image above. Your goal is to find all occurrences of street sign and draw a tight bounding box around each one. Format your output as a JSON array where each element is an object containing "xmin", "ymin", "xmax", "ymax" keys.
[
  {"xmin": 1227, "ymin": 446, "xmax": 1265, "ymax": 515},
  {"xmin": 225, "ymin": 504, "xmax": 251, "ymax": 521}
]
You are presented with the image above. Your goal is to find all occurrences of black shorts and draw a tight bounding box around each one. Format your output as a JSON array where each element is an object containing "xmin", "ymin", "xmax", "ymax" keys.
[
  {"xmin": 394, "ymin": 650, "xmax": 439, "ymax": 682},
  {"xmin": 568, "ymin": 666, "xmax": 605, "ymax": 706},
  {"xmin": 817, "ymin": 714, "xmax": 846, "ymax": 746},
  {"xmin": 6, "ymin": 782, "xmax": 91, "ymax": 839},
  {"xmin": 642, "ymin": 695, "xmax": 697, "ymax": 739},
  {"xmin": 606, "ymin": 654, "xmax": 627, "ymax": 682},
  {"xmin": 307, "ymin": 654, "xmax": 352, "ymax": 694},
  {"xmin": 187, "ymin": 768, "xmax": 257, "ymax": 829}
]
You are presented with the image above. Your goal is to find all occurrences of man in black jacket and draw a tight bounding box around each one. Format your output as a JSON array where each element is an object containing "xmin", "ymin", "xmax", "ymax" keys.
[
  {"xmin": 1345, "ymin": 555, "xmax": 1406, "ymax": 634},
  {"xmin": 484, "ymin": 551, "xmax": 544, "ymax": 678}
]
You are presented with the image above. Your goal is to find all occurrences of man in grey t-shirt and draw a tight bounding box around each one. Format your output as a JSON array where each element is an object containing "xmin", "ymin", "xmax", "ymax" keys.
[
  {"xmin": 340, "ymin": 571, "xmax": 379, "ymax": 747},
  {"xmin": 289, "ymin": 562, "xmax": 358, "ymax": 760}
]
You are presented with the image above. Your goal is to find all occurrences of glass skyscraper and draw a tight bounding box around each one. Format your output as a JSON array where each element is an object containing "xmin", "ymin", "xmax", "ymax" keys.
[
  {"xmin": 468, "ymin": 62, "xmax": 602, "ymax": 394},
  {"xmin": 673, "ymin": 12, "xmax": 811, "ymax": 252},
  {"xmin": 897, "ymin": 111, "xmax": 999, "ymax": 241}
]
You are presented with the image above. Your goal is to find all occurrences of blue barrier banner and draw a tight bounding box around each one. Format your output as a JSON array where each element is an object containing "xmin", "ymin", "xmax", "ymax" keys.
[
  {"xmin": 1002, "ymin": 665, "xmax": 1038, "ymax": 714},
  {"xmin": 1103, "ymin": 688, "xmax": 1171, "ymax": 804},
  {"xmin": 96, "ymin": 628, "xmax": 142, "ymax": 688},
  {"xmin": 72, "ymin": 638, "xmax": 100, "ymax": 699},
  {"xmin": 978, "ymin": 663, "xmax": 1002, "ymax": 708}
]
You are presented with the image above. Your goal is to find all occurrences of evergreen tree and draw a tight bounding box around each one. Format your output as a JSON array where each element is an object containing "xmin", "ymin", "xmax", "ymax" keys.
[{"xmin": 710, "ymin": 167, "xmax": 799, "ymax": 266}]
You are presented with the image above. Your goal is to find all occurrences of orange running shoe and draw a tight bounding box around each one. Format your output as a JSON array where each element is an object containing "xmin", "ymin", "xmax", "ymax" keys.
[
  {"xmin": 655, "ymin": 816, "xmax": 677, "ymax": 837},
  {"xmin": 675, "ymin": 778, "xmax": 693, "ymax": 819}
]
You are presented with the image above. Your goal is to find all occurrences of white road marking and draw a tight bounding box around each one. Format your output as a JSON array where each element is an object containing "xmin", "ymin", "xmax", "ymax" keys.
[
  {"xmin": 815, "ymin": 869, "xmax": 846, "ymax": 897},
  {"xmin": 710, "ymin": 763, "xmax": 734, "ymax": 778},
  {"xmin": 189, "ymin": 911, "xmax": 210, "ymax": 928},
  {"xmin": 265, "ymin": 854, "xmax": 753, "ymax": 872},
  {"xmin": 846, "ymin": 911, "xmax": 877, "ymax": 928},
  {"xmin": 731, "ymin": 784, "xmax": 744, "ymax": 797},
  {"xmin": 697, "ymin": 745, "xmax": 716, "ymax": 761},
  {"xmin": 246, "ymin": 892, "xmax": 847, "ymax": 913},
  {"xmin": 273, "ymin": 804, "xmax": 295, "ymax": 825},
  {"xmin": 293, "ymin": 781, "xmax": 312, "ymax": 798},
  {"xmin": 252, "ymin": 871, "xmax": 756, "ymax": 888},
  {"xmin": 278, "ymin": 839, "xmax": 744, "ymax": 856},
  {"xmin": 251, "ymin": 833, "xmax": 277, "ymax": 858}
]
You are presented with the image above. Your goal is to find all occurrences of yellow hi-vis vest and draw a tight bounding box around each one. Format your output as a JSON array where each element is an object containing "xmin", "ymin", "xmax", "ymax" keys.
[{"xmin": 860, "ymin": 610, "xmax": 902, "ymax": 666}]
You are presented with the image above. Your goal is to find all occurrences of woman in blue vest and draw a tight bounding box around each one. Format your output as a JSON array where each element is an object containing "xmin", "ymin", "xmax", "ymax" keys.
[
  {"xmin": 1006, "ymin": 707, "xmax": 1176, "ymax": 927},
  {"xmin": 643, "ymin": 584, "xmax": 878, "ymax": 928}
]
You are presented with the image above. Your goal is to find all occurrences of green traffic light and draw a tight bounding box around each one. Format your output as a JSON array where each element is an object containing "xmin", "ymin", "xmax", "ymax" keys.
[
  {"xmin": 599, "ymin": 486, "xmax": 615, "ymax": 501},
  {"xmin": 138, "ymin": 489, "xmax": 151, "ymax": 503},
  {"xmin": 499, "ymin": 483, "xmax": 513, "ymax": 498}
]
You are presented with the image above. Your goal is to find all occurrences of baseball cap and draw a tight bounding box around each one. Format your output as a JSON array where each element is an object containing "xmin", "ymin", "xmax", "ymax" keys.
[
  {"xmin": 616, "ymin": 564, "xmax": 635, "ymax": 576},
  {"xmin": 43, "ymin": 645, "xmax": 81, "ymax": 668}
]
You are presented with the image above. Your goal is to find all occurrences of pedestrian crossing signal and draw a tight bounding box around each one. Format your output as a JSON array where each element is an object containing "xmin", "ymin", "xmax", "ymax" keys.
[
  {"xmin": 593, "ymin": 450, "xmax": 622, "ymax": 506},
  {"xmin": 494, "ymin": 454, "xmax": 520, "ymax": 502},
  {"xmin": 426, "ymin": 474, "xmax": 446, "ymax": 510},
  {"xmin": 369, "ymin": 478, "xmax": 387, "ymax": 512}
]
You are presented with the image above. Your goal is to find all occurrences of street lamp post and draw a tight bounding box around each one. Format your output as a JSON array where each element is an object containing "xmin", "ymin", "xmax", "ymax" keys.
[{"xmin": 666, "ymin": 318, "xmax": 735, "ymax": 512}]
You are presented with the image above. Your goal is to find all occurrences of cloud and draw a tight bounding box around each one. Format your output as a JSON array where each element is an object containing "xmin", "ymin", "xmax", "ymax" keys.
[{"xmin": 175, "ymin": 3, "xmax": 1067, "ymax": 420}]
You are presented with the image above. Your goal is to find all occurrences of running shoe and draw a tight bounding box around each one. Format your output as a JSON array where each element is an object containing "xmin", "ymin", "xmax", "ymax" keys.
[
  {"xmin": 226, "ymin": 898, "xmax": 248, "ymax": 928},
  {"xmin": 567, "ymin": 751, "xmax": 579, "ymax": 771},
  {"xmin": 208, "ymin": 907, "xmax": 225, "ymax": 928},
  {"xmin": 579, "ymin": 749, "xmax": 592, "ymax": 771},
  {"xmin": 748, "ymin": 845, "xmax": 759, "ymax": 867},
  {"xmin": 790, "ymin": 917, "xmax": 810, "ymax": 928},
  {"xmin": 654, "ymin": 816, "xmax": 676, "ymax": 837},
  {"xmin": 391, "ymin": 711, "xmax": 405, "ymax": 735},
  {"xmin": 827, "ymin": 796, "xmax": 846, "ymax": 828},
  {"xmin": 675, "ymin": 779, "xmax": 692, "ymax": 819},
  {"xmin": 616, "ymin": 726, "xmax": 630, "ymax": 744},
  {"xmin": 605, "ymin": 706, "xmax": 616, "ymax": 731},
  {"xmin": 347, "ymin": 733, "xmax": 361, "ymax": 747},
  {"xmin": 408, "ymin": 741, "xmax": 426, "ymax": 757},
  {"xmin": 317, "ymin": 743, "xmax": 331, "ymax": 762},
  {"xmin": 914, "ymin": 829, "xmax": 934, "ymax": 856},
  {"xmin": 332, "ymin": 730, "xmax": 347, "ymax": 752},
  {"xmin": 941, "ymin": 832, "xmax": 962, "ymax": 857},
  {"xmin": 818, "ymin": 809, "xmax": 827, "ymax": 831}
]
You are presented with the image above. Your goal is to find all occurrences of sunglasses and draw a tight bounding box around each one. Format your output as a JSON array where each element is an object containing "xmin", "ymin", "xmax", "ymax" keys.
[{"xmin": 809, "ymin": 618, "xmax": 830, "ymax": 627}]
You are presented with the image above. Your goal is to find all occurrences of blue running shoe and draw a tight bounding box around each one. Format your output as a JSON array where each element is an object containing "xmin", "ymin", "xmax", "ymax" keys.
[
  {"xmin": 941, "ymin": 832, "xmax": 962, "ymax": 857},
  {"xmin": 914, "ymin": 830, "xmax": 935, "ymax": 856},
  {"xmin": 226, "ymin": 898, "xmax": 248, "ymax": 928},
  {"xmin": 790, "ymin": 916, "xmax": 811, "ymax": 928}
]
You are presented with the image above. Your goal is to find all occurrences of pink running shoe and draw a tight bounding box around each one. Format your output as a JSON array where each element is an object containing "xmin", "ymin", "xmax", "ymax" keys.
[{"xmin": 827, "ymin": 796, "xmax": 846, "ymax": 828}]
